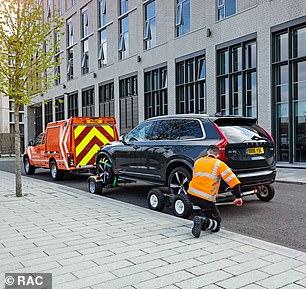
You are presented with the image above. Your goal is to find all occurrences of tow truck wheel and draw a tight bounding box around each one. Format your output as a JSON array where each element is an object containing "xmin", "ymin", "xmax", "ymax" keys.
[
  {"xmin": 172, "ymin": 194, "xmax": 192, "ymax": 219},
  {"xmin": 96, "ymin": 155, "xmax": 114, "ymax": 186},
  {"xmin": 50, "ymin": 160, "xmax": 64, "ymax": 181},
  {"xmin": 256, "ymin": 185, "xmax": 275, "ymax": 202},
  {"xmin": 24, "ymin": 157, "xmax": 35, "ymax": 175},
  {"xmin": 88, "ymin": 177, "xmax": 102, "ymax": 195},
  {"xmin": 147, "ymin": 188, "xmax": 165, "ymax": 212}
]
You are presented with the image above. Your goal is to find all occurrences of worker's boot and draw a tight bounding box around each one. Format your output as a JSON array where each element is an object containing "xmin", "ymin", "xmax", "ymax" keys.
[
  {"xmin": 192, "ymin": 216, "xmax": 206, "ymax": 238},
  {"xmin": 204, "ymin": 218, "xmax": 220, "ymax": 232}
]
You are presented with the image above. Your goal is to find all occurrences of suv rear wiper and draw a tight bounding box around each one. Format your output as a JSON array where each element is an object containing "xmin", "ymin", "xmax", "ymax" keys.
[{"xmin": 251, "ymin": 135, "xmax": 268, "ymax": 141}]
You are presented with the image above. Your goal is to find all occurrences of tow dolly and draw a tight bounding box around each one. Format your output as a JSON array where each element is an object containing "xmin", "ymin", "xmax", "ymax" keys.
[{"xmin": 146, "ymin": 186, "xmax": 264, "ymax": 218}]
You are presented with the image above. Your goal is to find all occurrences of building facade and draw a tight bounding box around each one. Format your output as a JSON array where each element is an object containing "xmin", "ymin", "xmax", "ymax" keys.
[
  {"xmin": 0, "ymin": 93, "xmax": 25, "ymax": 154},
  {"xmin": 25, "ymin": 0, "xmax": 306, "ymax": 165}
]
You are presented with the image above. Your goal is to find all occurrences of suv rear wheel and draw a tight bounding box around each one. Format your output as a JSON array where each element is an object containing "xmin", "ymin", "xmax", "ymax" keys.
[
  {"xmin": 256, "ymin": 185, "xmax": 275, "ymax": 202},
  {"xmin": 168, "ymin": 166, "xmax": 191, "ymax": 195}
]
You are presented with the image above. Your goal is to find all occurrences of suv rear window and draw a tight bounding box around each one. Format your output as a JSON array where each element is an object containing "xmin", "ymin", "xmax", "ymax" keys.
[
  {"xmin": 150, "ymin": 119, "xmax": 203, "ymax": 140},
  {"xmin": 216, "ymin": 121, "xmax": 270, "ymax": 143}
]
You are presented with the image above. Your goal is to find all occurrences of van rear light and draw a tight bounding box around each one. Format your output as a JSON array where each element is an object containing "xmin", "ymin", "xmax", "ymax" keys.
[
  {"xmin": 212, "ymin": 122, "xmax": 228, "ymax": 161},
  {"xmin": 67, "ymin": 153, "xmax": 74, "ymax": 167}
]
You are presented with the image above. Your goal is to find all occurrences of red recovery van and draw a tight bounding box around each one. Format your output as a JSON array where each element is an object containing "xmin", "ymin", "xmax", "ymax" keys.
[{"xmin": 23, "ymin": 116, "xmax": 118, "ymax": 180}]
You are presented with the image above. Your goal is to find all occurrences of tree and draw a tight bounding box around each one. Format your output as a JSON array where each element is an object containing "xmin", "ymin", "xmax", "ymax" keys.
[{"xmin": 0, "ymin": 0, "xmax": 63, "ymax": 197}]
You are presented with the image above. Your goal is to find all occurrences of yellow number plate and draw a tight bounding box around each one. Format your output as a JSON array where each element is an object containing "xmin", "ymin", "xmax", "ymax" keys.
[{"xmin": 247, "ymin": 147, "xmax": 264, "ymax": 155}]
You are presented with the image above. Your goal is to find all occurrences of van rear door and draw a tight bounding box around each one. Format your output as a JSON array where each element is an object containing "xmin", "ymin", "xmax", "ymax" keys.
[{"xmin": 72, "ymin": 120, "xmax": 118, "ymax": 168}]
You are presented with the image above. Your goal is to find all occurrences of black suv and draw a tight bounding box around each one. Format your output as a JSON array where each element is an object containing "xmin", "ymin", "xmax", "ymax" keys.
[{"xmin": 92, "ymin": 114, "xmax": 276, "ymax": 207}]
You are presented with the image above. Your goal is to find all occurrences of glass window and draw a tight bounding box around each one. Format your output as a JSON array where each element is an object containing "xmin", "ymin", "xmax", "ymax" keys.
[
  {"xmin": 217, "ymin": 40, "xmax": 257, "ymax": 118},
  {"xmin": 119, "ymin": 16, "xmax": 129, "ymax": 59},
  {"xmin": 274, "ymin": 32, "xmax": 288, "ymax": 62},
  {"xmin": 144, "ymin": 1, "xmax": 156, "ymax": 49},
  {"xmin": 34, "ymin": 133, "xmax": 44, "ymax": 146},
  {"xmin": 34, "ymin": 105, "xmax": 43, "ymax": 136},
  {"xmin": 144, "ymin": 67, "xmax": 168, "ymax": 119},
  {"xmin": 99, "ymin": 0, "xmax": 106, "ymax": 27},
  {"xmin": 67, "ymin": 48, "xmax": 73, "ymax": 80},
  {"xmin": 119, "ymin": 76, "xmax": 138, "ymax": 134},
  {"xmin": 176, "ymin": 54, "xmax": 206, "ymax": 114},
  {"xmin": 82, "ymin": 88, "xmax": 95, "ymax": 117},
  {"xmin": 68, "ymin": 92, "xmax": 78, "ymax": 117},
  {"xmin": 67, "ymin": 18, "xmax": 73, "ymax": 47},
  {"xmin": 293, "ymin": 27, "xmax": 306, "ymax": 58},
  {"xmin": 178, "ymin": 119, "xmax": 203, "ymax": 139},
  {"xmin": 55, "ymin": 97, "xmax": 64, "ymax": 121},
  {"xmin": 176, "ymin": 0, "xmax": 190, "ymax": 37},
  {"xmin": 218, "ymin": 0, "xmax": 236, "ymax": 20},
  {"xmin": 98, "ymin": 29, "xmax": 107, "ymax": 67},
  {"xmin": 99, "ymin": 82, "xmax": 114, "ymax": 117},
  {"xmin": 81, "ymin": 9, "xmax": 89, "ymax": 38},
  {"xmin": 126, "ymin": 121, "xmax": 154, "ymax": 142},
  {"xmin": 120, "ymin": 0, "xmax": 128, "ymax": 15},
  {"xmin": 44, "ymin": 100, "xmax": 53, "ymax": 126},
  {"xmin": 150, "ymin": 120, "xmax": 174, "ymax": 140}
]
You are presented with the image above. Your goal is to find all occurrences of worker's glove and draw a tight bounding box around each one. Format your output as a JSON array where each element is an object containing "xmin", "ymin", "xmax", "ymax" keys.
[{"xmin": 233, "ymin": 198, "xmax": 243, "ymax": 206}]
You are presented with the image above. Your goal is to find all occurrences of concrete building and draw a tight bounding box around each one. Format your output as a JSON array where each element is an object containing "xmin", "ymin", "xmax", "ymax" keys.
[
  {"xmin": 0, "ymin": 93, "xmax": 24, "ymax": 154},
  {"xmin": 26, "ymin": 0, "xmax": 306, "ymax": 165}
]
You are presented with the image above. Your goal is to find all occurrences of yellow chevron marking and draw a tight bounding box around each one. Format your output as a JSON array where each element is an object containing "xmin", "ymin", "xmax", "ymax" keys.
[
  {"xmin": 76, "ymin": 127, "xmax": 109, "ymax": 157},
  {"xmin": 102, "ymin": 125, "xmax": 115, "ymax": 138},
  {"xmin": 74, "ymin": 125, "xmax": 86, "ymax": 139},
  {"xmin": 78, "ymin": 144, "xmax": 100, "ymax": 166}
]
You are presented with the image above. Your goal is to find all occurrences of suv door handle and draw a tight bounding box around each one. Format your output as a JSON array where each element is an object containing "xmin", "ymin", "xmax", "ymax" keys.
[{"xmin": 133, "ymin": 144, "xmax": 140, "ymax": 149}]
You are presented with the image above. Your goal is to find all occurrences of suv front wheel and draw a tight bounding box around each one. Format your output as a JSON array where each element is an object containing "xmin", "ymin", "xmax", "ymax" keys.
[{"xmin": 168, "ymin": 166, "xmax": 191, "ymax": 195}]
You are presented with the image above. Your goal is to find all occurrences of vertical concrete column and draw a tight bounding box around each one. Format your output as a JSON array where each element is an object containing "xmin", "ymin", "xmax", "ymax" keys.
[
  {"xmin": 64, "ymin": 93, "xmax": 68, "ymax": 120},
  {"xmin": 257, "ymin": 28, "xmax": 272, "ymax": 133},
  {"xmin": 94, "ymin": 82, "xmax": 99, "ymax": 116},
  {"xmin": 113, "ymin": 76, "xmax": 120, "ymax": 132},
  {"xmin": 167, "ymin": 59, "xmax": 176, "ymax": 115},
  {"xmin": 78, "ymin": 88, "xmax": 82, "ymax": 116}
]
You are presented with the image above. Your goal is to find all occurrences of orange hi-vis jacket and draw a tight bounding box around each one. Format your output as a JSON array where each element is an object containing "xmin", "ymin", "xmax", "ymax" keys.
[{"xmin": 188, "ymin": 156, "xmax": 241, "ymax": 202}]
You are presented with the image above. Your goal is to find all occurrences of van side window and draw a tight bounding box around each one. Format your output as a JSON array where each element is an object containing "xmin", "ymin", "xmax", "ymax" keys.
[{"xmin": 34, "ymin": 133, "xmax": 43, "ymax": 146}]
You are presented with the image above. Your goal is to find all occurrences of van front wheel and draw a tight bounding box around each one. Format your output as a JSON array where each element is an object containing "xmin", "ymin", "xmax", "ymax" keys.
[{"xmin": 24, "ymin": 157, "xmax": 35, "ymax": 175}]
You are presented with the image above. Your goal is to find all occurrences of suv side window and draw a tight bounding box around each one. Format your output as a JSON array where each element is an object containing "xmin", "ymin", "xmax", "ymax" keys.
[
  {"xmin": 126, "ymin": 121, "xmax": 154, "ymax": 142},
  {"xmin": 178, "ymin": 119, "xmax": 203, "ymax": 140},
  {"xmin": 150, "ymin": 120, "xmax": 178, "ymax": 140}
]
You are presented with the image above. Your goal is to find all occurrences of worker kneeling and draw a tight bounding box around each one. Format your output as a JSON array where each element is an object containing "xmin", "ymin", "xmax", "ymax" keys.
[{"xmin": 187, "ymin": 145, "xmax": 243, "ymax": 238}]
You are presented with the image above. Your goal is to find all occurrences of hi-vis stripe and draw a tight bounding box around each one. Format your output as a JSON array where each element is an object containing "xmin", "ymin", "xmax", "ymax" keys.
[{"xmin": 74, "ymin": 125, "xmax": 115, "ymax": 167}]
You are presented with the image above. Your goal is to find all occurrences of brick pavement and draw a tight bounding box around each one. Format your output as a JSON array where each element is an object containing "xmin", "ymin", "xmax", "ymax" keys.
[{"xmin": 0, "ymin": 171, "xmax": 305, "ymax": 289}]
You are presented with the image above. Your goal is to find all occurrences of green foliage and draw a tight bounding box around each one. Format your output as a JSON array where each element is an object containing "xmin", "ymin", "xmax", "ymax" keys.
[{"xmin": 0, "ymin": 0, "xmax": 64, "ymax": 105}]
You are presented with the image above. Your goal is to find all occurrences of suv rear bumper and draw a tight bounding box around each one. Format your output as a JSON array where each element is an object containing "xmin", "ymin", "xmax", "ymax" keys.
[{"xmin": 237, "ymin": 169, "xmax": 276, "ymax": 191}]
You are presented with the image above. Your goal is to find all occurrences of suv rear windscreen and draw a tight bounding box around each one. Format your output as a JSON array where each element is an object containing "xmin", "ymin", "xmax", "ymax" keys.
[{"xmin": 215, "ymin": 120, "xmax": 271, "ymax": 143}]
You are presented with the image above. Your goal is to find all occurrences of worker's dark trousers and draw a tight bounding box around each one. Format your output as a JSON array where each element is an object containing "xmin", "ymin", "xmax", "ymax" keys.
[{"xmin": 188, "ymin": 194, "xmax": 221, "ymax": 232}]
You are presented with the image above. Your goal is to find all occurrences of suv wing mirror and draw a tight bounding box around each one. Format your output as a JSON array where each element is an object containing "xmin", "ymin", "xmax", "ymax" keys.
[
  {"xmin": 119, "ymin": 134, "xmax": 127, "ymax": 144},
  {"xmin": 28, "ymin": 139, "xmax": 34, "ymax": 146}
]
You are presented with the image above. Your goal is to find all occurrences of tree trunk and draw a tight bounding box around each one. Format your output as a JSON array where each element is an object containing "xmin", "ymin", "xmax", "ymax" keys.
[{"xmin": 14, "ymin": 102, "xmax": 23, "ymax": 197}]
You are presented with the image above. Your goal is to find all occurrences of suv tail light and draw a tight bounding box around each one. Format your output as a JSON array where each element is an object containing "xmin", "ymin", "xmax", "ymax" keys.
[
  {"xmin": 67, "ymin": 153, "xmax": 74, "ymax": 167},
  {"xmin": 212, "ymin": 122, "xmax": 228, "ymax": 162}
]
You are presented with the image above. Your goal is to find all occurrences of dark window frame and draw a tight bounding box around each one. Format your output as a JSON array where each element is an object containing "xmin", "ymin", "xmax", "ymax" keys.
[
  {"xmin": 144, "ymin": 66, "xmax": 168, "ymax": 119},
  {"xmin": 176, "ymin": 53, "xmax": 206, "ymax": 114}
]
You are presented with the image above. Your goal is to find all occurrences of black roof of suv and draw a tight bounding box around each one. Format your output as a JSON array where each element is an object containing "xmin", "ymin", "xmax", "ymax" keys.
[{"xmin": 95, "ymin": 114, "xmax": 276, "ymax": 197}]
